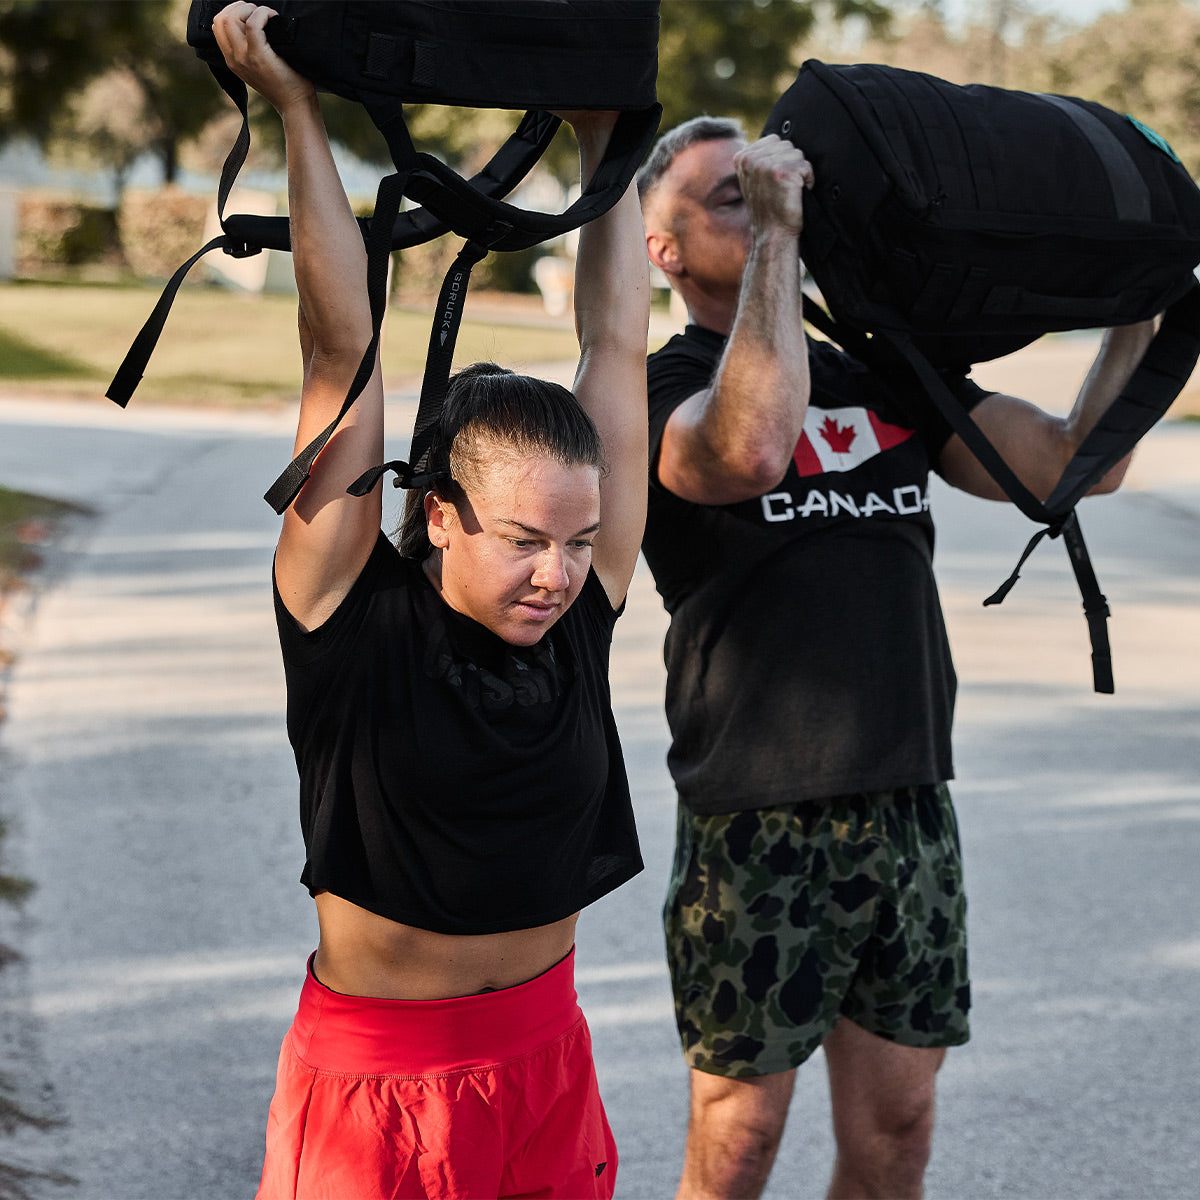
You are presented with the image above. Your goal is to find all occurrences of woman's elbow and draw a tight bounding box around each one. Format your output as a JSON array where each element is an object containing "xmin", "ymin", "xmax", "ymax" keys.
[{"xmin": 304, "ymin": 336, "xmax": 372, "ymax": 379}]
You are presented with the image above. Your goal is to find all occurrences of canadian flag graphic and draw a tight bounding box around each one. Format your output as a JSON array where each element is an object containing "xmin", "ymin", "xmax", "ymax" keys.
[{"xmin": 792, "ymin": 406, "xmax": 913, "ymax": 475}]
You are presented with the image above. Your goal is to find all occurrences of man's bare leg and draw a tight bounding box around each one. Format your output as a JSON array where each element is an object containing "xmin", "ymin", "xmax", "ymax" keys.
[
  {"xmin": 675, "ymin": 1068, "xmax": 797, "ymax": 1200},
  {"xmin": 824, "ymin": 1018, "xmax": 945, "ymax": 1200}
]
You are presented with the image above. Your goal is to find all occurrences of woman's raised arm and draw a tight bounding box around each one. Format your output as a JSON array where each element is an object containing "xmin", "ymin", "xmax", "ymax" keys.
[
  {"xmin": 214, "ymin": 2, "xmax": 383, "ymax": 630},
  {"xmin": 566, "ymin": 114, "xmax": 650, "ymax": 609}
]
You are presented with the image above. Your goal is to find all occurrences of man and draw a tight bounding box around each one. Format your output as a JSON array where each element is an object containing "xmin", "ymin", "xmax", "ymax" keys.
[{"xmin": 637, "ymin": 116, "xmax": 1154, "ymax": 1200}]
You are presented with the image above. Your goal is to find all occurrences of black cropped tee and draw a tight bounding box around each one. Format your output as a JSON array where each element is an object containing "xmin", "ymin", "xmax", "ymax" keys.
[{"xmin": 274, "ymin": 532, "xmax": 643, "ymax": 935}]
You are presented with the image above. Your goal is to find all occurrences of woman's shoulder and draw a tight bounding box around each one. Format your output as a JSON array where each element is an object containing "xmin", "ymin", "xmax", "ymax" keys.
[
  {"xmin": 276, "ymin": 531, "xmax": 420, "ymax": 648},
  {"xmin": 561, "ymin": 565, "xmax": 622, "ymax": 648}
]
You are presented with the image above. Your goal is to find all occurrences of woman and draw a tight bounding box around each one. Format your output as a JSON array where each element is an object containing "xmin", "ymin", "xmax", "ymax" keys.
[{"xmin": 212, "ymin": 5, "xmax": 649, "ymax": 1198}]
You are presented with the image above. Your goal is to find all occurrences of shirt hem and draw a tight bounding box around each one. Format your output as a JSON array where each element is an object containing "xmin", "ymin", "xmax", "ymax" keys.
[{"xmin": 675, "ymin": 771, "xmax": 955, "ymax": 815}]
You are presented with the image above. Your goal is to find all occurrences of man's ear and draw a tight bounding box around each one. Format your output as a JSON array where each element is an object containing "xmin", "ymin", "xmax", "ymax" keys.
[
  {"xmin": 425, "ymin": 490, "xmax": 453, "ymax": 549},
  {"xmin": 647, "ymin": 229, "xmax": 684, "ymax": 278}
]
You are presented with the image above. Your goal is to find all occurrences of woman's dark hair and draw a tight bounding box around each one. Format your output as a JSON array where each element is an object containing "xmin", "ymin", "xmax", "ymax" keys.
[{"xmin": 396, "ymin": 362, "xmax": 606, "ymax": 559}]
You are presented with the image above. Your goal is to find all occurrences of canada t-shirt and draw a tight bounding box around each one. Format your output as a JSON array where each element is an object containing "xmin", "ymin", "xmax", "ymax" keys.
[{"xmin": 643, "ymin": 325, "xmax": 988, "ymax": 813}]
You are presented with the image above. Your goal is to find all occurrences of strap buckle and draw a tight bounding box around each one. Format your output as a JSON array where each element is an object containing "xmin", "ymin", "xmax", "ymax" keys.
[{"xmin": 222, "ymin": 239, "xmax": 260, "ymax": 259}]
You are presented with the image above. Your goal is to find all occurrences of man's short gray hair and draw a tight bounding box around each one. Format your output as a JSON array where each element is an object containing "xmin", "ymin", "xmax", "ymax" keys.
[{"xmin": 637, "ymin": 115, "xmax": 746, "ymax": 204}]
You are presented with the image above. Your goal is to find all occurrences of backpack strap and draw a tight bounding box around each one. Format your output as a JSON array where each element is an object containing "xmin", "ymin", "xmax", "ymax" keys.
[
  {"xmin": 266, "ymin": 228, "xmax": 492, "ymax": 512},
  {"xmin": 104, "ymin": 89, "xmax": 566, "ymax": 407},
  {"xmin": 344, "ymin": 236, "xmax": 489, "ymax": 499},
  {"xmin": 808, "ymin": 282, "xmax": 1200, "ymax": 692},
  {"xmin": 262, "ymin": 167, "xmax": 414, "ymax": 514},
  {"xmin": 880, "ymin": 328, "xmax": 1116, "ymax": 690},
  {"xmin": 1042, "ymin": 281, "xmax": 1200, "ymax": 516},
  {"xmin": 108, "ymin": 62, "xmax": 659, "ymax": 512},
  {"xmin": 217, "ymin": 108, "xmax": 587, "ymax": 256},
  {"xmin": 363, "ymin": 93, "xmax": 662, "ymax": 252},
  {"xmin": 263, "ymin": 98, "xmax": 660, "ymax": 513},
  {"xmin": 106, "ymin": 56, "xmax": 253, "ymax": 407}
]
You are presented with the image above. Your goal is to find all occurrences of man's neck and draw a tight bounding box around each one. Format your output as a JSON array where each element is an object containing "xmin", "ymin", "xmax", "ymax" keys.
[{"xmin": 682, "ymin": 293, "xmax": 735, "ymax": 336}]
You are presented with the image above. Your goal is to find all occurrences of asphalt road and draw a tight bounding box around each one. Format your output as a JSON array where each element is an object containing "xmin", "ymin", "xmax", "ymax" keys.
[{"xmin": 0, "ymin": 367, "xmax": 1196, "ymax": 1199}]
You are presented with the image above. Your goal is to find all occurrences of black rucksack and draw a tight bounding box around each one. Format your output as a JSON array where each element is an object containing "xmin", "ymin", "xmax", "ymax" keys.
[
  {"xmin": 763, "ymin": 59, "xmax": 1200, "ymax": 692},
  {"xmin": 108, "ymin": 0, "xmax": 661, "ymax": 512}
]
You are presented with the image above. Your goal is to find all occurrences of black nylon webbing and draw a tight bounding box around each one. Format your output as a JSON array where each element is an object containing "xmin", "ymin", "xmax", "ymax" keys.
[
  {"xmin": 881, "ymin": 329, "xmax": 1054, "ymax": 527},
  {"xmin": 874, "ymin": 310, "xmax": 1195, "ymax": 694},
  {"xmin": 1062, "ymin": 513, "xmax": 1114, "ymax": 693},
  {"xmin": 263, "ymin": 168, "xmax": 409, "ymax": 514},
  {"xmin": 369, "ymin": 97, "xmax": 661, "ymax": 253},
  {"xmin": 815, "ymin": 279, "xmax": 1200, "ymax": 692},
  {"xmin": 106, "ymin": 235, "xmax": 230, "ymax": 407},
  {"xmin": 347, "ymin": 238, "xmax": 491, "ymax": 497},
  {"xmin": 880, "ymin": 327, "xmax": 1128, "ymax": 686},
  {"xmin": 106, "ymin": 63, "xmax": 253, "ymax": 406},
  {"xmin": 113, "ymin": 12, "xmax": 660, "ymax": 516},
  {"xmin": 1039, "ymin": 95, "xmax": 1151, "ymax": 223},
  {"xmin": 1044, "ymin": 282, "xmax": 1200, "ymax": 515}
]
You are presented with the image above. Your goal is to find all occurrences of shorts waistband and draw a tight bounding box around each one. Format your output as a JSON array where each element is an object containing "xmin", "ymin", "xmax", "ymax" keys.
[{"xmin": 289, "ymin": 948, "xmax": 583, "ymax": 1074}]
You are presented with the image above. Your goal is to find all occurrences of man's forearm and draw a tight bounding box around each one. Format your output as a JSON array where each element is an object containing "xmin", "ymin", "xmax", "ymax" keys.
[{"xmin": 705, "ymin": 226, "xmax": 809, "ymax": 471}]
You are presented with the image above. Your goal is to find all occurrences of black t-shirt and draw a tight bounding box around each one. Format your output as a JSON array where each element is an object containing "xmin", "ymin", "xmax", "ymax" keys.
[
  {"xmin": 643, "ymin": 325, "xmax": 989, "ymax": 813},
  {"xmin": 274, "ymin": 532, "xmax": 643, "ymax": 934}
]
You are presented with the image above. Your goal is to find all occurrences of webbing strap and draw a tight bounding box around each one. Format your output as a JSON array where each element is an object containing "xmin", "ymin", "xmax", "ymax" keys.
[
  {"xmin": 978, "ymin": 513, "xmax": 1113, "ymax": 691},
  {"xmin": 346, "ymin": 238, "xmax": 491, "ymax": 497},
  {"xmin": 263, "ymin": 169, "xmax": 410, "ymax": 514},
  {"xmin": 106, "ymin": 234, "xmax": 230, "ymax": 407},
  {"xmin": 1039, "ymin": 95, "xmax": 1151, "ymax": 223},
  {"xmin": 845, "ymin": 280, "xmax": 1200, "ymax": 691},
  {"xmin": 114, "ymin": 13, "xmax": 659, "ymax": 514},
  {"xmin": 368, "ymin": 94, "xmax": 661, "ymax": 252},
  {"xmin": 880, "ymin": 327, "xmax": 1128, "ymax": 688},
  {"xmin": 880, "ymin": 329, "xmax": 1053, "ymax": 526},
  {"xmin": 1044, "ymin": 281, "xmax": 1200, "ymax": 516},
  {"xmin": 377, "ymin": 108, "xmax": 565, "ymax": 251},
  {"xmin": 106, "ymin": 60, "xmax": 253, "ymax": 406},
  {"xmin": 1062, "ymin": 514, "xmax": 1114, "ymax": 693}
]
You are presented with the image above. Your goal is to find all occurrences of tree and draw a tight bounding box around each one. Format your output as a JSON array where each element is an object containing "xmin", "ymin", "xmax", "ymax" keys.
[
  {"xmin": 1031, "ymin": 1, "xmax": 1200, "ymax": 173},
  {"xmin": 311, "ymin": 1, "xmax": 900, "ymax": 179},
  {"xmin": 0, "ymin": 0, "xmax": 225, "ymax": 186},
  {"xmin": 655, "ymin": 0, "xmax": 893, "ymax": 133},
  {"xmin": 0, "ymin": 0, "xmax": 138, "ymax": 144}
]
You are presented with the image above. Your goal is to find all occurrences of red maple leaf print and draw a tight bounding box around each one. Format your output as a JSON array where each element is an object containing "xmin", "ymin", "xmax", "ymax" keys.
[{"xmin": 819, "ymin": 415, "xmax": 857, "ymax": 454}]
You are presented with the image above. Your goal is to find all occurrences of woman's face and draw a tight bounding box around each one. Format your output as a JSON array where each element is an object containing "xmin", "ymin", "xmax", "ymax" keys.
[{"xmin": 425, "ymin": 448, "xmax": 602, "ymax": 645}]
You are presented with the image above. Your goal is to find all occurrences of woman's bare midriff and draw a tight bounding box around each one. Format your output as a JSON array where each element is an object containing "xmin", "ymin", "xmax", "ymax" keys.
[{"xmin": 312, "ymin": 891, "xmax": 580, "ymax": 1000}]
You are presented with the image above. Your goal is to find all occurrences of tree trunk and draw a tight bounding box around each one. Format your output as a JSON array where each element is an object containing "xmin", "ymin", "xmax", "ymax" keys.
[{"xmin": 159, "ymin": 135, "xmax": 179, "ymax": 186}]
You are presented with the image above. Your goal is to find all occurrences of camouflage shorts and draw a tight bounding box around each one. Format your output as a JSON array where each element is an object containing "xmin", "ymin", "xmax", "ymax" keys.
[{"xmin": 663, "ymin": 783, "xmax": 971, "ymax": 1077}]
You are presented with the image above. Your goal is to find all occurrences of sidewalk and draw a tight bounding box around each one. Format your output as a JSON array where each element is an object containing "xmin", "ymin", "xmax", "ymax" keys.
[{"xmin": 0, "ymin": 344, "xmax": 1196, "ymax": 1197}]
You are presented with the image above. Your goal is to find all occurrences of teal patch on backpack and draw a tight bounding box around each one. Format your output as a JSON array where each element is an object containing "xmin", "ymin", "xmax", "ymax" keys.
[{"xmin": 1127, "ymin": 114, "xmax": 1181, "ymax": 163}]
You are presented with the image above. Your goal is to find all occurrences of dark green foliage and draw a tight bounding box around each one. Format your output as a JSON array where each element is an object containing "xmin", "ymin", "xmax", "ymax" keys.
[
  {"xmin": 0, "ymin": 0, "xmax": 226, "ymax": 183},
  {"xmin": 656, "ymin": 0, "xmax": 892, "ymax": 132}
]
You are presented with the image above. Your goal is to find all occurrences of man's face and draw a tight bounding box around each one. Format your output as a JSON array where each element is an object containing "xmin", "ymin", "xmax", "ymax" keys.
[{"xmin": 653, "ymin": 137, "xmax": 752, "ymax": 299}]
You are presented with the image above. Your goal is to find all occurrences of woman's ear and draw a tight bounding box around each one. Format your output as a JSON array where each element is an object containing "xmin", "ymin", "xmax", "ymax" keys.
[{"xmin": 425, "ymin": 490, "xmax": 453, "ymax": 549}]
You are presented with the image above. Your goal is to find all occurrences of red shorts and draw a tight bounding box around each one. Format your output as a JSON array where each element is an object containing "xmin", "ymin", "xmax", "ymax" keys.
[{"xmin": 255, "ymin": 948, "xmax": 617, "ymax": 1200}]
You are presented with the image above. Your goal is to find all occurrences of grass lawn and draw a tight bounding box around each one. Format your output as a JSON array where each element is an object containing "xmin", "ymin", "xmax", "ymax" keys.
[
  {"xmin": 0, "ymin": 281, "xmax": 584, "ymax": 408},
  {"xmin": 2, "ymin": 280, "xmax": 1196, "ymax": 419}
]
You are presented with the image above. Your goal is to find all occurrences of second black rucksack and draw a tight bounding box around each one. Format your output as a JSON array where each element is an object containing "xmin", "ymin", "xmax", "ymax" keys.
[{"xmin": 764, "ymin": 60, "xmax": 1200, "ymax": 691}]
